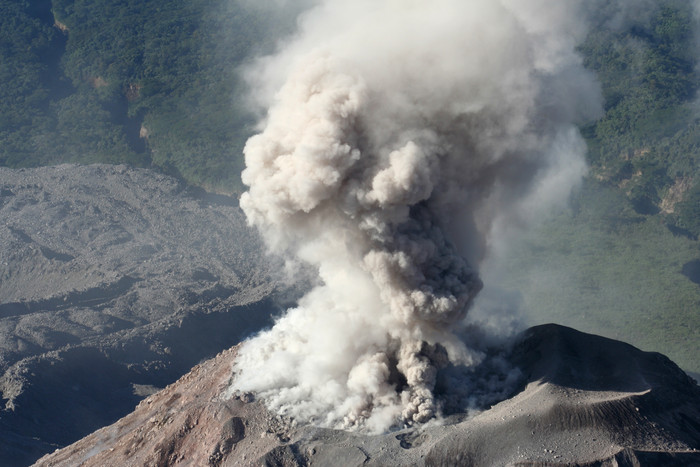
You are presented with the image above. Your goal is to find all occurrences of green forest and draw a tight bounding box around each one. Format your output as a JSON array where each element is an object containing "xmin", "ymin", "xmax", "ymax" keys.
[
  {"xmin": 0, "ymin": 0, "xmax": 303, "ymax": 189},
  {"xmin": 504, "ymin": 0, "xmax": 700, "ymax": 372},
  {"xmin": 495, "ymin": 0, "xmax": 700, "ymax": 372},
  {"xmin": 1, "ymin": 0, "xmax": 698, "ymax": 372}
]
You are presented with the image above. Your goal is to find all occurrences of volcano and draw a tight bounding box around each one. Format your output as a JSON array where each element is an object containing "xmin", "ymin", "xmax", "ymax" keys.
[{"xmin": 33, "ymin": 324, "xmax": 700, "ymax": 466}]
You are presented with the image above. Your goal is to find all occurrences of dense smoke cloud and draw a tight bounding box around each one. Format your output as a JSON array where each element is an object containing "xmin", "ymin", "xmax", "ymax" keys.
[{"xmin": 230, "ymin": 0, "xmax": 601, "ymax": 432}]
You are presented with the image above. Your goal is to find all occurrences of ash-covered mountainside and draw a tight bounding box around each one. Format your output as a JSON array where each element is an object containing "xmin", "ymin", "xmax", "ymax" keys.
[
  {"xmin": 0, "ymin": 164, "xmax": 283, "ymax": 466},
  {"xmin": 34, "ymin": 324, "xmax": 700, "ymax": 467}
]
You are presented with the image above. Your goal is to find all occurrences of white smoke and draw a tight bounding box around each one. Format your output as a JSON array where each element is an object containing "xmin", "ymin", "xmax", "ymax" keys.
[{"xmin": 230, "ymin": 0, "xmax": 602, "ymax": 432}]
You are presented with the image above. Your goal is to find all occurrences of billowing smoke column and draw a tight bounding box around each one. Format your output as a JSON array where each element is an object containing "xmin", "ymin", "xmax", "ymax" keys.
[{"xmin": 231, "ymin": 0, "xmax": 601, "ymax": 432}]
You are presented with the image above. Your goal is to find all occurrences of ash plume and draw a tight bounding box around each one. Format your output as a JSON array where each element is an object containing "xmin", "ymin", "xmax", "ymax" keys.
[{"xmin": 230, "ymin": 0, "xmax": 602, "ymax": 432}]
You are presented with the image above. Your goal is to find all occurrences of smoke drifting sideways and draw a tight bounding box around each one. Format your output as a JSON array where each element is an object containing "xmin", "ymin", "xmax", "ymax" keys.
[{"xmin": 229, "ymin": 0, "xmax": 602, "ymax": 432}]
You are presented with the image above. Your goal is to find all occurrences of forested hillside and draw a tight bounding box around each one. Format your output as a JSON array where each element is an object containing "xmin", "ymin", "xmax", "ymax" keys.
[
  {"xmin": 502, "ymin": 0, "xmax": 700, "ymax": 372},
  {"xmin": 0, "ymin": 0, "xmax": 698, "ymax": 370},
  {"xmin": 0, "ymin": 0, "xmax": 304, "ymax": 190},
  {"xmin": 581, "ymin": 0, "xmax": 699, "ymax": 235}
]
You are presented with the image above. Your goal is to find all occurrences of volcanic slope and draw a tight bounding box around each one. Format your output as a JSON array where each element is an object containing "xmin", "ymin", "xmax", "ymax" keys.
[
  {"xmin": 0, "ymin": 165, "xmax": 283, "ymax": 466},
  {"xmin": 34, "ymin": 324, "xmax": 700, "ymax": 467}
]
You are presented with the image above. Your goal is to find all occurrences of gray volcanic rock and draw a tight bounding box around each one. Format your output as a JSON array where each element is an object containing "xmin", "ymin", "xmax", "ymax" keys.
[
  {"xmin": 34, "ymin": 324, "xmax": 700, "ymax": 467},
  {"xmin": 0, "ymin": 165, "xmax": 285, "ymax": 466}
]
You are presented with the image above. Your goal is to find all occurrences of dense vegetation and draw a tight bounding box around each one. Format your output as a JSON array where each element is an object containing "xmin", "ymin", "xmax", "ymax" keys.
[
  {"xmin": 504, "ymin": 0, "xmax": 700, "ymax": 372},
  {"xmin": 0, "ymin": 0, "xmax": 303, "ymax": 190},
  {"xmin": 0, "ymin": 0, "xmax": 698, "ymax": 371},
  {"xmin": 580, "ymin": 0, "xmax": 700, "ymax": 235}
]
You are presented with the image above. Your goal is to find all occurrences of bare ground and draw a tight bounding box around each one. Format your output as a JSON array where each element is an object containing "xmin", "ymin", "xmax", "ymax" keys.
[
  {"xmin": 34, "ymin": 324, "xmax": 700, "ymax": 467},
  {"xmin": 0, "ymin": 165, "xmax": 287, "ymax": 466}
]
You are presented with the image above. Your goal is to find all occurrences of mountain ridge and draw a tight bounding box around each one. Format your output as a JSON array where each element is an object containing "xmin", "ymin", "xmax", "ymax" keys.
[{"xmin": 33, "ymin": 324, "xmax": 700, "ymax": 467}]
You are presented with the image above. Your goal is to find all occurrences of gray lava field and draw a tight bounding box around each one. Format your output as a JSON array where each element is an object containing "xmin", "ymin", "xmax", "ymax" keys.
[{"xmin": 0, "ymin": 164, "xmax": 282, "ymax": 466}]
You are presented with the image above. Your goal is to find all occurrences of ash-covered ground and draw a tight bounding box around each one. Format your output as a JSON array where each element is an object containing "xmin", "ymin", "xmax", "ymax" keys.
[
  {"xmin": 34, "ymin": 324, "xmax": 700, "ymax": 467},
  {"xmin": 0, "ymin": 164, "xmax": 286, "ymax": 466},
  {"xmin": 3, "ymin": 165, "xmax": 699, "ymax": 467}
]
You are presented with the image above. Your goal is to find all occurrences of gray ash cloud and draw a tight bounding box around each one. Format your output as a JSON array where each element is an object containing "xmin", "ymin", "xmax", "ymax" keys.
[{"xmin": 230, "ymin": 0, "xmax": 602, "ymax": 432}]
